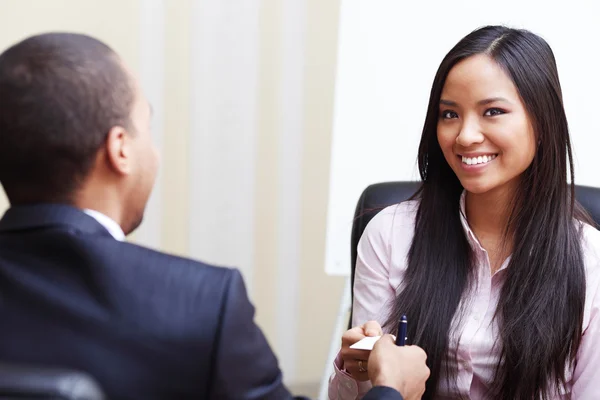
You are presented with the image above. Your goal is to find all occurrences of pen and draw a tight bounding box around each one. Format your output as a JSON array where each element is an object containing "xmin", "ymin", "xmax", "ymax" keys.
[{"xmin": 396, "ymin": 315, "xmax": 407, "ymax": 346}]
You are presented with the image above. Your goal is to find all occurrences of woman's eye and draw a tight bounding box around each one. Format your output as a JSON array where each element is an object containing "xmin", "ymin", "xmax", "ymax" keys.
[
  {"xmin": 484, "ymin": 108, "xmax": 505, "ymax": 117},
  {"xmin": 441, "ymin": 110, "xmax": 458, "ymax": 119}
]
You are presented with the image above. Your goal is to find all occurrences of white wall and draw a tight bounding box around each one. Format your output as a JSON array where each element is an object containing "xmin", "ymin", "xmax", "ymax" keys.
[{"xmin": 325, "ymin": 0, "xmax": 600, "ymax": 276}]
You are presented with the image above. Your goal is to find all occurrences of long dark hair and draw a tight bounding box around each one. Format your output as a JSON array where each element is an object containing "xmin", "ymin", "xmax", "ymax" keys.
[{"xmin": 384, "ymin": 25, "xmax": 593, "ymax": 399}]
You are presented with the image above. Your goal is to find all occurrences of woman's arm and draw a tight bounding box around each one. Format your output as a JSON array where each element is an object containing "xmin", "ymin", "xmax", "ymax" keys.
[{"xmin": 329, "ymin": 206, "xmax": 408, "ymax": 399}]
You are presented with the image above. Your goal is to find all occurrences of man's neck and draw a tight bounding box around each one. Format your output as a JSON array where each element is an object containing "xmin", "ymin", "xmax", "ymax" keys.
[{"xmin": 74, "ymin": 186, "xmax": 125, "ymax": 233}]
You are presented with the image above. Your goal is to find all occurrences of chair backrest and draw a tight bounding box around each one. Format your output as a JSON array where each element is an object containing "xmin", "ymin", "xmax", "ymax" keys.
[
  {"xmin": 0, "ymin": 362, "xmax": 105, "ymax": 400},
  {"xmin": 349, "ymin": 182, "xmax": 600, "ymax": 328}
]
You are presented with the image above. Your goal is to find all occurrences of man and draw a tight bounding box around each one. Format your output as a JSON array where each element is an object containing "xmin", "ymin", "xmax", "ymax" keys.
[{"xmin": 0, "ymin": 33, "xmax": 428, "ymax": 399}]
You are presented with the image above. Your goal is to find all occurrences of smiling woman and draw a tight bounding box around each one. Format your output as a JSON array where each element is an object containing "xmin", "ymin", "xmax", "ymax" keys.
[
  {"xmin": 437, "ymin": 54, "xmax": 537, "ymax": 197},
  {"xmin": 329, "ymin": 25, "xmax": 600, "ymax": 400}
]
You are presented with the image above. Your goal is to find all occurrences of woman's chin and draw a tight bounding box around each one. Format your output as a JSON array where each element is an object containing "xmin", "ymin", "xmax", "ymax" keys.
[{"xmin": 459, "ymin": 179, "xmax": 494, "ymax": 195}]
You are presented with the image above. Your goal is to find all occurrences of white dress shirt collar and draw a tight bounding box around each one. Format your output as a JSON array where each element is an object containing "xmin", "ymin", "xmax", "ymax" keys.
[{"xmin": 82, "ymin": 209, "xmax": 125, "ymax": 241}]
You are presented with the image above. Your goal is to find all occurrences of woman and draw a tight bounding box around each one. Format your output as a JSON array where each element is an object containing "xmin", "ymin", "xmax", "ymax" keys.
[{"xmin": 329, "ymin": 25, "xmax": 600, "ymax": 400}]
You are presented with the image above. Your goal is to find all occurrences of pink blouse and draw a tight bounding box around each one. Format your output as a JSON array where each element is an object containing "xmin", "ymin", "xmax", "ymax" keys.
[{"xmin": 329, "ymin": 196, "xmax": 600, "ymax": 399}]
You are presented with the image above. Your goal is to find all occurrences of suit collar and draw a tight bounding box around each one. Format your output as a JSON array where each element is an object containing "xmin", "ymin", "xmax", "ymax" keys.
[
  {"xmin": 0, "ymin": 203, "xmax": 114, "ymax": 238},
  {"xmin": 83, "ymin": 209, "xmax": 125, "ymax": 241}
]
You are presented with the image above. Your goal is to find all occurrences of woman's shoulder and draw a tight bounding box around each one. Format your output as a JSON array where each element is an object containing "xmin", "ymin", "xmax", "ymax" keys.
[
  {"xmin": 581, "ymin": 222, "xmax": 600, "ymax": 271},
  {"xmin": 577, "ymin": 223, "xmax": 600, "ymax": 334},
  {"xmin": 365, "ymin": 200, "xmax": 420, "ymax": 234},
  {"xmin": 358, "ymin": 200, "xmax": 419, "ymax": 292},
  {"xmin": 359, "ymin": 201, "xmax": 421, "ymax": 259}
]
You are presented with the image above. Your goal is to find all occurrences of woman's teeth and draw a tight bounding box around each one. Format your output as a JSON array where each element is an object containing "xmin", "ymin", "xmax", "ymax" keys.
[{"xmin": 461, "ymin": 154, "xmax": 497, "ymax": 165}]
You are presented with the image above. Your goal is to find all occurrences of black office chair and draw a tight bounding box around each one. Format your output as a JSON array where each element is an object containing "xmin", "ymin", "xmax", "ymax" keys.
[
  {"xmin": 348, "ymin": 182, "xmax": 600, "ymax": 328},
  {"xmin": 0, "ymin": 362, "xmax": 105, "ymax": 400}
]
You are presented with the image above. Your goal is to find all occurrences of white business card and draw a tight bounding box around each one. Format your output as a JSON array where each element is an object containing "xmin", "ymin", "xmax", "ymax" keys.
[{"xmin": 349, "ymin": 335, "xmax": 396, "ymax": 350}]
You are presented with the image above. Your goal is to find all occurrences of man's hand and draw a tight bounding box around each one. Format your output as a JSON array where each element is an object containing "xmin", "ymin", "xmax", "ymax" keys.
[{"xmin": 367, "ymin": 335, "xmax": 429, "ymax": 400}]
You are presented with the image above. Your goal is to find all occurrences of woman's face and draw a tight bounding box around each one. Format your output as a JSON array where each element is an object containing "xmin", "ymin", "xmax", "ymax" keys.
[{"xmin": 437, "ymin": 54, "xmax": 537, "ymax": 197}]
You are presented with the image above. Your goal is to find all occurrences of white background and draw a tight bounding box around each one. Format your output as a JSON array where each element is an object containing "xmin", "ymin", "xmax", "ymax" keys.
[{"xmin": 325, "ymin": 0, "xmax": 600, "ymax": 275}]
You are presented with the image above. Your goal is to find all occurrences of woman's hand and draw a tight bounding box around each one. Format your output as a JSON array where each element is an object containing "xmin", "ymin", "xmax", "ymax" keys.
[{"xmin": 340, "ymin": 320, "xmax": 383, "ymax": 381}]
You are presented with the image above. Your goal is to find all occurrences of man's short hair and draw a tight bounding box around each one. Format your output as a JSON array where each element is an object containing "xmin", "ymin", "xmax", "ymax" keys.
[{"xmin": 0, "ymin": 32, "xmax": 135, "ymax": 204}]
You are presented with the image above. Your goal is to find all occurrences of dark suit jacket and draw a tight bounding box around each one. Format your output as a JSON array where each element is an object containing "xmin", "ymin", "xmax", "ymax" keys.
[
  {"xmin": 363, "ymin": 387, "xmax": 404, "ymax": 400},
  {"xmin": 0, "ymin": 204, "xmax": 404, "ymax": 400},
  {"xmin": 0, "ymin": 204, "xmax": 293, "ymax": 399}
]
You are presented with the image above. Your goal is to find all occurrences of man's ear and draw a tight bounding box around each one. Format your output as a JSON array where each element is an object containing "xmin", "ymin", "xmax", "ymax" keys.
[{"xmin": 105, "ymin": 126, "xmax": 133, "ymax": 175}]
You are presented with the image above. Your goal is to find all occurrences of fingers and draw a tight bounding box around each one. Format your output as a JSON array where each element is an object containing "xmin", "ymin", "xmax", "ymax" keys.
[
  {"xmin": 372, "ymin": 336, "xmax": 427, "ymax": 363},
  {"xmin": 343, "ymin": 359, "xmax": 370, "ymax": 382},
  {"xmin": 362, "ymin": 320, "xmax": 383, "ymax": 337},
  {"xmin": 340, "ymin": 321, "xmax": 383, "ymax": 382},
  {"xmin": 374, "ymin": 334, "xmax": 395, "ymax": 346},
  {"xmin": 340, "ymin": 328, "xmax": 370, "ymax": 362},
  {"xmin": 342, "ymin": 320, "xmax": 383, "ymax": 347},
  {"xmin": 340, "ymin": 347, "xmax": 371, "ymax": 364},
  {"xmin": 412, "ymin": 346, "xmax": 431, "ymax": 380},
  {"xmin": 406, "ymin": 345, "xmax": 428, "ymax": 362},
  {"xmin": 341, "ymin": 325, "xmax": 366, "ymax": 347}
]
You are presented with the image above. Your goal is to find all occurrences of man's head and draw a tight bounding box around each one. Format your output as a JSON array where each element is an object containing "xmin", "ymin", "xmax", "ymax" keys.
[{"xmin": 0, "ymin": 32, "xmax": 158, "ymax": 234}]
